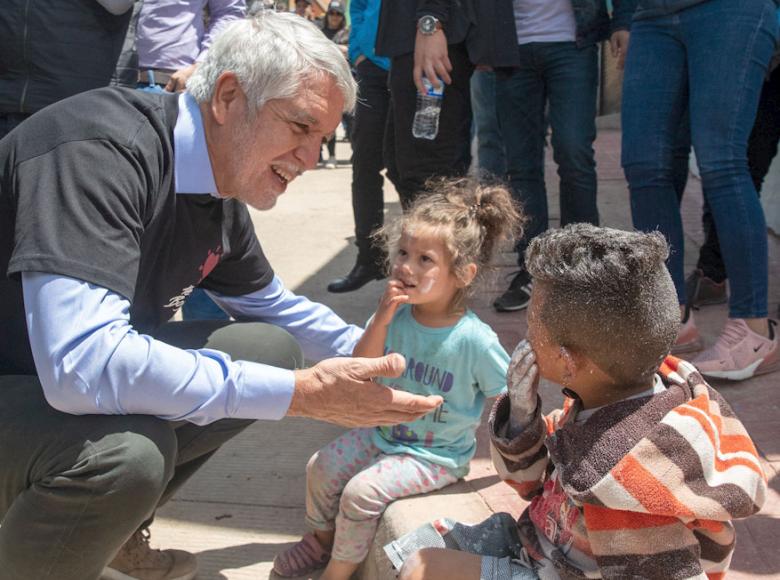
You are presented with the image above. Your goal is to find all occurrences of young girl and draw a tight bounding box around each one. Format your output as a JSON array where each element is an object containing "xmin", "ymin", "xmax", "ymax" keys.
[{"xmin": 273, "ymin": 178, "xmax": 522, "ymax": 579}]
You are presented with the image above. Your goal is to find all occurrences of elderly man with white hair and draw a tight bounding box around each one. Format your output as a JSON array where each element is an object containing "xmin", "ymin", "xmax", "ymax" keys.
[{"xmin": 0, "ymin": 12, "xmax": 442, "ymax": 580}]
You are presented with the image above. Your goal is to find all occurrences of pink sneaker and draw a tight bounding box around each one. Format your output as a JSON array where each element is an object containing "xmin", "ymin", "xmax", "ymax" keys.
[
  {"xmin": 692, "ymin": 319, "xmax": 778, "ymax": 381},
  {"xmin": 672, "ymin": 308, "xmax": 703, "ymax": 355},
  {"xmin": 273, "ymin": 533, "xmax": 330, "ymax": 577}
]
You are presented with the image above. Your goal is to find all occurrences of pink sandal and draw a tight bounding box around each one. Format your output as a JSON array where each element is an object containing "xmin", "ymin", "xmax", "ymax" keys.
[{"xmin": 273, "ymin": 532, "xmax": 331, "ymax": 577}]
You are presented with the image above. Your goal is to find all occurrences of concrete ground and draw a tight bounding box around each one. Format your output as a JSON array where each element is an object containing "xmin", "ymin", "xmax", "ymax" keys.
[{"xmin": 149, "ymin": 131, "xmax": 780, "ymax": 579}]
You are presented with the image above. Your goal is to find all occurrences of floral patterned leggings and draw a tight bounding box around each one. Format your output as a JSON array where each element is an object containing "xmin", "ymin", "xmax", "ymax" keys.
[{"xmin": 305, "ymin": 427, "xmax": 460, "ymax": 563}]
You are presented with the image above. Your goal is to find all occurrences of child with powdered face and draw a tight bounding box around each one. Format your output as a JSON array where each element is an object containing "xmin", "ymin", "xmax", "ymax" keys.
[
  {"xmin": 391, "ymin": 224, "xmax": 768, "ymax": 580},
  {"xmin": 272, "ymin": 179, "xmax": 522, "ymax": 580}
]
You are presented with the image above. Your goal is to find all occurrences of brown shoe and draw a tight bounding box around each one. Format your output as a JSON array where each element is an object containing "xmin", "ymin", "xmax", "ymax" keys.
[
  {"xmin": 685, "ymin": 269, "xmax": 727, "ymax": 307},
  {"xmin": 672, "ymin": 306, "xmax": 703, "ymax": 355},
  {"xmin": 102, "ymin": 528, "xmax": 197, "ymax": 580}
]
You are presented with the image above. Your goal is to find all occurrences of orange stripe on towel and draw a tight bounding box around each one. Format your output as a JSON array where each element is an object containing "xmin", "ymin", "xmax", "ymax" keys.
[
  {"xmin": 612, "ymin": 454, "xmax": 695, "ymax": 519},
  {"xmin": 584, "ymin": 504, "xmax": 678, "ymax": 531}
]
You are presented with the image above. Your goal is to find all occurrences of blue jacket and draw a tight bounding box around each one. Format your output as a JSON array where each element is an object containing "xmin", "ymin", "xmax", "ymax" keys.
[{"xmin": 349, "ymin": 0, "xmax": 390, "ymax": 71}]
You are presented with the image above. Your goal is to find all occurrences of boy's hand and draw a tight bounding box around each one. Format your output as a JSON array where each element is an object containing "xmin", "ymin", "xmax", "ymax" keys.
[
  {"xmin": 507, "ymin": 340, "xmax": 540, "ymax": 430},
  {"xmin": 373, "ymin": 279, "xmax": 410, "ymax": 327}
]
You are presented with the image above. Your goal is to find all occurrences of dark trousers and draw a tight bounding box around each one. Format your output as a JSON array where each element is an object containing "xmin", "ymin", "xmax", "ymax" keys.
[
  {"xmin": 0, "ymin": 321, "xmax": 303, "ymax": 580},
  {"xmin": 673, "ymin": 63, "xmax": 780, "ymax": 284},
  {"xmin": 471, "ymin": 69, "xmax": 507, "ymax": 179},
  {"xmin": 351, "ymin": 59, "xmax": 391, "ymax": 265},
  {"xmin": 0, "ymin": 113, "xmax": 32, "ymax": 141},
  {"xmin": 496, "ymin": 42, "xmax": 600, "ymax": 266},
  {"xmin": 384, "ymin": 43, "xmax": 474, "ymax": 208}
]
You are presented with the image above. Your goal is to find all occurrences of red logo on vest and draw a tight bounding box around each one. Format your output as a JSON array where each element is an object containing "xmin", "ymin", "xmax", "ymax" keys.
[{"xmin": 198, "ymin": 245, "xmax": 223, "ymax": 283}]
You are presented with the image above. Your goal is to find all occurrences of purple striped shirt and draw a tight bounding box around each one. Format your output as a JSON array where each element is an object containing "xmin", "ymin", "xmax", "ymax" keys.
[{"xmin": 137, "ymin": 0, "xmax": 246, "ymax": 70}]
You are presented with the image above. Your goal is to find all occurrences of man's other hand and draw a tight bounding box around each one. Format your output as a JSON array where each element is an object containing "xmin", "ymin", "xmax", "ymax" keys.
[
  {"xmin": 288, "ymin": 354, "xmax": 443, "ymax": 427},
  {"xmin": 413, "ymin": 30, "xmax": 451, "ymax": 94},
  {"xmin": 165, "ymin": 63, "xmax": 198, "ymax": 92}
]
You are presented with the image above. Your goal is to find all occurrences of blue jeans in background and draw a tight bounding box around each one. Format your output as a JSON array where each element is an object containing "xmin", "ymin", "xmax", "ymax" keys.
[
  {"xmin": 182, "ymin": 288, "xmax": 229, "ymax": 321},
  {"xmin": 470, "ymin": 70, "xmax": 506, "ymax": 180},
  {"xmin": 496, "ymin": 42, "xmax": 599, "ymax": 265},
  {"xmin": 622, "ymin": 0, "xmax": 778, "ymax": 318}
]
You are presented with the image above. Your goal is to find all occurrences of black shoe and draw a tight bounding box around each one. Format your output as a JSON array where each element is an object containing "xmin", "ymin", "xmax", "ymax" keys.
[
  {"xmin": 493, "ymin": 271, "xmax": 533, "ymax": 312},
  {"xmin": 327, "ymin": 262, "xmax": 385, "ymax": 293}
]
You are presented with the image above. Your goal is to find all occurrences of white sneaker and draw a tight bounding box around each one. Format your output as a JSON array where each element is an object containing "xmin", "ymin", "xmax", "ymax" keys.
[
  {"xmin": 101, "ymin": 529, "xmax": 197, "ymax": 580},
  {"xmin": 325, "ymin": 158, "xmax": 336, "ymax": 169}
]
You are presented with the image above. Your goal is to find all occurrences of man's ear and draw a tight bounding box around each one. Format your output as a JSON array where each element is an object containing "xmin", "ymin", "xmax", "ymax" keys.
[
  {"xmin": 210, "ymin": 72, "xmax": 245, "ymax": 125},
  {"xmin": 457, "ymin": 263, "xmax": 478, "ymax": 288}
]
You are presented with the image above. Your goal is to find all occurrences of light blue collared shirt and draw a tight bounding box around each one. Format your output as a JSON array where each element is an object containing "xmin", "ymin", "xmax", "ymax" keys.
[{"xmin": 23, "ymin": 92, "xmax": 362, "ymax": 425}]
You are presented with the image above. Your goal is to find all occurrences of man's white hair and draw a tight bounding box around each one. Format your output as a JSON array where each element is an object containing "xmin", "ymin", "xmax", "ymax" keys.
[{"xmin": 188, "ymin": 11, "xmax": 356, "ymax": 113}]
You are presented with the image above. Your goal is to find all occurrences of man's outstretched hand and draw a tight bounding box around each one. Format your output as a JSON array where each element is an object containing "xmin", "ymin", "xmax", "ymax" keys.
[{"xmin": 288, "ymin": 354, "xmax": 443, "ymax": 427}]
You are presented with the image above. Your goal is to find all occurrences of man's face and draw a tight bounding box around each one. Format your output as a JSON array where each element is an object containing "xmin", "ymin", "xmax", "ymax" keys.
[
  {"xmin": 211, "ymin": 75, "xmax": 344, "ymax": 210},
  {"xmin": 295, "ymin": 0, "xmax": 307, "ymax": 15}
]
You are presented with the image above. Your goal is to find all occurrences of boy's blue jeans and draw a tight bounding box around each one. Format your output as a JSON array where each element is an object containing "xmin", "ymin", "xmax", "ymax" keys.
[
  {"xmin": 622, "ymin": 0, "xmax": 779, "ymax": 318},
  {"xmin": 496, "ymin": 42, "xmax": 599, "ymax": 265}
]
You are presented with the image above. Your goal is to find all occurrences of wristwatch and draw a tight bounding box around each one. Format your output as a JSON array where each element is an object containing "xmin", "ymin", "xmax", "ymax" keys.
[{"xmin": 417, "ymin": 14, "xmax": 443, "ymax": 36}]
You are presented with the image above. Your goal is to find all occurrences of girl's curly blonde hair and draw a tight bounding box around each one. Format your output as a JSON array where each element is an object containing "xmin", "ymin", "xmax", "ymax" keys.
[{"xmin": 377, "ymin": 177, "xmax": 524, "ymax": 311}]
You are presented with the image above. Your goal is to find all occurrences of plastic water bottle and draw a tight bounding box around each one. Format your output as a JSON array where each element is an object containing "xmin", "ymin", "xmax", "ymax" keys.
[{"xmin": 412, "ymin": 77, "xmax": 444, "ymax": 140}]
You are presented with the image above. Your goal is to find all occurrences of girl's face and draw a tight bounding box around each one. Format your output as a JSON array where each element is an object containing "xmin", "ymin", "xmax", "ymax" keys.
[
  {"xmin": 391, "ymin": 226, "xmax": 462, "ymax": 308},
  {"xmin": 327, "ymin": 11, "xmax": 343, "ymax": 27}
]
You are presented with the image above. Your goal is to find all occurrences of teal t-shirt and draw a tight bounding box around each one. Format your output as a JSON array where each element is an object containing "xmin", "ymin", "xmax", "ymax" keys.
[{"xmin": 372, "ymin": 304, "xmax": 509, "ymax": 476}]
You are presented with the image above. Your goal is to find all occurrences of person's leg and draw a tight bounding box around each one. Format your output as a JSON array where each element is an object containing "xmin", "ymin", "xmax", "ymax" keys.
[
  {"xmin": 0, "ymin": 375, "xmax": 177, "ymax": 580},
  {"xmin": 684, "ymin": 0, "xmax": 776, "ymax": 322},
  {"xmin": 151, "ymin": 321, "xmax": 303, "ymax": 509},
  {"xmin": 497, "ymin": 45, "xmax": 547, "ymax": 260},
  {"xmin": 305, "ymin": 429, "xmax": 383, "ymax": 544},
  {"xmin": 492, "ymin": 44, "xmax": 546, "ymax": 312},
  {"xmin": 622, "ymin": 16, "xmax": 689, "ymax": 305},
  {"xmin": 0, "ymin": 113, "xmax": 32, "ymax": 141},
  {"xmin": 398, "ymin": 549, "xmax": 481, "ymax": 580},
  {"xmin": 273, "ymin": 428, "xmax": 383, "ymax": 577},
  {"xmin": 399, "ymin": 548, "xmax": 539, "ymax": 580},
  {"xmin": 544, "ymin": 41, "xmax": 600, "ymax": 230},
  {"xmin": 683, "ymin": 0, "xmax": 779, "ymax": 379},
  {"xmin": 748, "ymin": 65, "xmax": 780, "ymax": 192},
  {"xmin": 326, "ymin": 136, "xmax": 337, "ymax": 167},
  {"xmin": 328, "ymin": 60, "xmax": 391, "ymax": 293},
  {"xmin": 109, "ymin": 320, "xmax": 304, "ymax": 574},
  {"xmin": 322, "ymin": 454, "xmax": 458, "ymax": 580},
  {"xmin": 470, "ymin": 69, "xmax": 507, "ymax": 180},
  {"xmin": 387, "ymin": 44, "xmax": 474, "ymax": 208},
  {"xmin": 690, "ymin": 61, "xmax": 780, "ymax": 296}
]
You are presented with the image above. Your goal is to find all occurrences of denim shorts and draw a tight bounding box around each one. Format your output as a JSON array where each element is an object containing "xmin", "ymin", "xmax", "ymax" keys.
[{"xmin": 481, "ymin": 555, "xmax": 539, "ymax": 580}]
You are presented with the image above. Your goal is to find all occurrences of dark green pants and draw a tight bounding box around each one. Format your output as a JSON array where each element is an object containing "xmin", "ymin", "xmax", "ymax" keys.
[{"xmin": 0, "ymin": 321, "xmax": 303, "ymax": 580}]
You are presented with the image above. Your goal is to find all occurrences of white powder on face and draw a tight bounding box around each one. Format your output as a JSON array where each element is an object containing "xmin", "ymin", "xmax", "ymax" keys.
[{"xmin": 419, "ymin": 276, "xmax": 436, "ymax": 294}]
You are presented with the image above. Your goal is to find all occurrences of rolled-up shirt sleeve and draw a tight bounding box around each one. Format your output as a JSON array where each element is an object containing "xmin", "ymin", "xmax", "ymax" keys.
[
  {"xmin": 208, "ymin": 275, "xmax": 364, "ymax": 362},
  {"xmin": 23, "ymin": 272, "xmax": 295, "ymax": 424}
]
